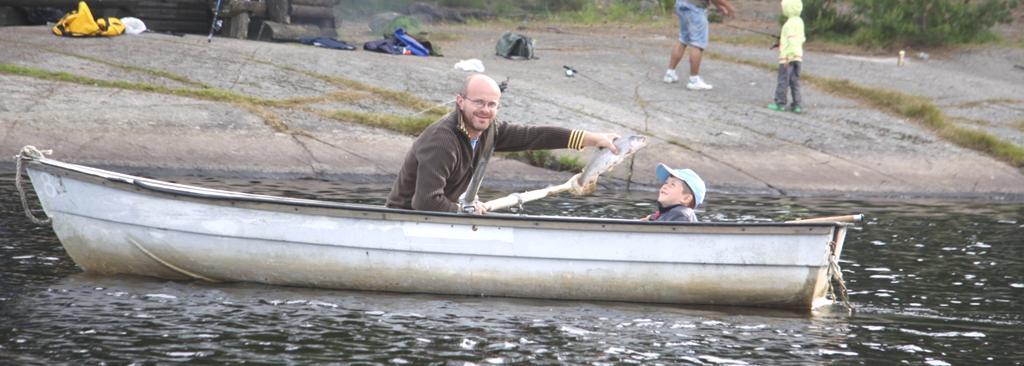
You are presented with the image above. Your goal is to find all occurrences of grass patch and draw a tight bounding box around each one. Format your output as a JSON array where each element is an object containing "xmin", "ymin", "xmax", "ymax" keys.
[
  {"xmin": 707, "ymin": 52, "xmax": 778, "ymax": 72},
  {"xmin": 544, "ymin": 2, "xmax": 671, "ymax": 24},
  {"xmin": 242, "ymin": 103, "xmax": 290, "ymax": 133},
  {"xmin": 321, "ymin": 109, "xmax": 438, "ymax": 135},
  {"xmin": 1015, "ymin": 120, "xmax": 1024, "ymax": 132},
  {"xmin": 812, "ymin": 78, "xmax": 1024, "ymax": 167},
  {"xmin": 0, "ymin": 63, "xmax": 260, "ymax": 105},
  {"xmin": 0, "ymin": 39, "xmax": 209, "ymax": 88},
  {"xmin": 49, "ymin": 49, "xmax": 210, "ymax": 89},
  {"xmin": 997, "ymin": 37, "xmax": 1024, "ymax": 49},
  {"xmin": 715, "ymin": 34, "xmax": 870, "ymax": 56},
  {"xmin": 265, "ymin": 63, "xmax": 440, "ymax": 112},
  {"xmin": 712, "ymin": 34, "xmax": 780, "ymax": 48},
  {"xmin": 951, "ymin": 98, "xmax": 1024, "ymax": 108},
  {"xmin": 319, "ymin": 74, "xmax": 439, "ymax": 111},
  {"xmin": 557, "ymin": 154, "xmax": 584, "ymax": 172},
  {"xmin": 179, "ymin": 87, "xmax": 264, "ymax": 104},
  {"xmin": 422, "ymin": 31, "xmax": 462, "ymax": 42},
  {"xmin": 266, "ymin": 90, "xmax": 374, "ymax": 108},
  {"xmin": 370, "ymin": 15, "xmax": 423, "ymax": 36},
  {"xmin": 707, "ymin": 53, "xmax": 1024, "ymax": 167},
  {"xmin": 950, "ymin": 117, "xmax": 992, "ymax": 127},
  {"xmin": 0, "ymin": 63, "xmax": 294, "ymax": 132},
  {"xmin": 1, "ymin": 61, "xmax": 453, "ymax": 140}
]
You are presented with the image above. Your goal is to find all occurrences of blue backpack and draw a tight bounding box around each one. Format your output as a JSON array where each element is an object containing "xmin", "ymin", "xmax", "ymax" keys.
[{"xmin": 393, "ymin": 28, "xmax": 429, "ymax": 57}]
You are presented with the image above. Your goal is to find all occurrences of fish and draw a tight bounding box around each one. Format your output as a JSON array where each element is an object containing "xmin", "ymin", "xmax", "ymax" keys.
[{"xmin": 573, "ymin": 135, "xmax": 648, "ymax": 195}]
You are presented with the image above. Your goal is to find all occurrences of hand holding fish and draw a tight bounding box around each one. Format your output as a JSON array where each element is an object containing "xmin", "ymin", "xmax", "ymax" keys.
[
  {"xmin": 483, "ymin": 135, "xmax": 648, "ymax": 212},
  {"xmin": 573, "ymin": 135, "xmax": 647, "ymax": 195},
  {"xmin": 584, "ymin": 132, "xmax": 621, "ymax": 154}
]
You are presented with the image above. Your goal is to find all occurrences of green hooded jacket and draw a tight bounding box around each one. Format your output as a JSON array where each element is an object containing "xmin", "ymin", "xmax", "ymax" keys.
[{"xmin": 779, "ymin": 0, "xmax": 805, "ymax": 63}]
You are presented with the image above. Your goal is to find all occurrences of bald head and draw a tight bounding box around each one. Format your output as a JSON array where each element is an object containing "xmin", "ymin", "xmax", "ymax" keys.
[
  {"xmin": 456, "ymin": 74, "xmax": 502, "ymax": 138},
  {"xmin": 461, "ymin": 74, "xmax": 502, "ymax": 98}
]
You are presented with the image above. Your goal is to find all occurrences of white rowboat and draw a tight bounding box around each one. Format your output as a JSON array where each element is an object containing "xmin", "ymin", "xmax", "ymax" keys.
[{"xmin": 19, "ymin": 153, "xmax": 852, "ymax": 311}]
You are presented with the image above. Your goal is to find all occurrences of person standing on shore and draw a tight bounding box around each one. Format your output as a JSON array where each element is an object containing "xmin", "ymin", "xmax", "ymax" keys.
[
  {"xmin": 663, "ymin": 0, "xmax": 735, "ymax": 91},
  {"xmin": 386, "ymin": 74, "xmax": 620, "ymax": 214},
  {"xmin": 767, "ymin": 0, "xmax": 806, "ymax": 113}
]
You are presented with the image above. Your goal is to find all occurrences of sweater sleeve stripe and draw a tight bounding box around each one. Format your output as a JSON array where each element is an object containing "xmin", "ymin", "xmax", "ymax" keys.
[{"xmin": 568, "ymin": 129, "xmax": 585, "ymax": 150}]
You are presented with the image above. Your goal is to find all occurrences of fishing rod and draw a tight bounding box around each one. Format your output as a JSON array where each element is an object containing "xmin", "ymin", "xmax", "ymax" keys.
[
  {"xmin": 412, "ymin": 77, "xmax": 510, "ymax": 116},
  {"xmin": 562, "ymin": 65, "xmax": 617, "ymax": 91},
  {"xmin": 719, "ymin": 23, "xmax": 781, "ymax": 49},
  {"xmin": 207, "ymin": 0, "xmax": 223, "ymax": 42},
  {"xmin": 720, "ymin": 23, "xmax": 779, "ymax": 39}
]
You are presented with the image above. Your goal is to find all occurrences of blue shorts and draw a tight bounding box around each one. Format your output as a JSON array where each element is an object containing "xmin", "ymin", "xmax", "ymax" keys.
[{"xmin": 675, "ymin": 0, "xmax": 709, "ymax": 50}]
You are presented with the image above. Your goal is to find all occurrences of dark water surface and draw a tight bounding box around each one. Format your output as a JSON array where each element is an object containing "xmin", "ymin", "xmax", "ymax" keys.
[{"xmin": 2, "ymin": 174, "xmax": 1022, "ymax": 364}]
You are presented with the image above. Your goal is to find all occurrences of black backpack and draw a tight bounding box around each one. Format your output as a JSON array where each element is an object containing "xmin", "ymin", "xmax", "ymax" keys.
[{"xmin": 495, "ymin": 32, "xmax": 536, "ymax": 60}]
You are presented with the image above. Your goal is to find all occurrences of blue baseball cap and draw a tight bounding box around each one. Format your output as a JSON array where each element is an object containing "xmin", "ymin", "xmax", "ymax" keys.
[{"xmin": 656, "ymin": 163, "xmax": 706, "ymax": 208}]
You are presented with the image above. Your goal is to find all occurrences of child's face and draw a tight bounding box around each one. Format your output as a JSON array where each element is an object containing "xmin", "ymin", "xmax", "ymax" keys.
[{"xmin": 657, "ymin": 177, "xmax": 694, "ymax": 208}]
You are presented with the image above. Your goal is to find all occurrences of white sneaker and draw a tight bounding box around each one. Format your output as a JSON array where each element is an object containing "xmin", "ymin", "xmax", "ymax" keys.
[
  {"xmin": 686, "ymin": 76, "xmax": 713, "ymax": 90},
  {"xmin": 663, "ymin": 70, "xmax": 679, "ymax": 83}
]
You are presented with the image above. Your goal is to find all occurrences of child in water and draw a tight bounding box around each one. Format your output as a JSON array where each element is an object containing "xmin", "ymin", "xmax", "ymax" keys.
[{"xmin": 642, "ymin": 163, "xmax": 706, "ymax": 222}]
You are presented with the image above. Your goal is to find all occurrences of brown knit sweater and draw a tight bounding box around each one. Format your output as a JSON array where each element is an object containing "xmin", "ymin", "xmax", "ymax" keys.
[{"xmin": 386, "ymin": 110, "xmax": 585, "ymax": 212}]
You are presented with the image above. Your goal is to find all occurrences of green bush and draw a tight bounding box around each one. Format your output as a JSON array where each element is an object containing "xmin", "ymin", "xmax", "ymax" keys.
[
  {"xmin": 439, "ymin": 0, "xmax": 487, "ymax": 8},
  {"xmin": 491, "ymin": 2, "xmax": 521, "ymax": 16},
  {"xmin": 850, "ymin": 0, "xmax": 1020, "ymax": 47},
  {"xmin": 556, "ymin": 0, "xmax": 676, "ymax": 23},
  {"xmin": 556, "ymin": 155, "xmax": 584, "ymax": 172},
  {"xmin": 440, "ymin": 0, "xmax": 586, "ymax": 12},
  {"xmin": 798, "ymin": 0, "xmax": 859, "ymax": 40},
  {"xmin": 501, "ymin": 150, "xmax": 583, "ymax": 172},
  {"xmin": 388, "ymin": 15, "xmax": 422, "ymax": 34},
  {"xmin": 660, "ymin": 0, "xmax": 675, "ymax": 12},
  {"xmin": 338, "ymin": 0, "xmax": 588, "ymax": 19},
  {"xmin": 336, "ymin": 0, "xmax": 412, "ymax": 15},
  {"xmin": 340, "ymin": 0, "xmax": 1018, "ymax": 48},
  {"xmin": 368, "ymin": 14, "xmax": 423, "ymax": 36},
  {"xmin": 786, "ymin": 0, "xmax": 1018, "ymax": 47},
  {"xmin": 522, "ymin": 0, "xmax": 589, "ymax": 12}
]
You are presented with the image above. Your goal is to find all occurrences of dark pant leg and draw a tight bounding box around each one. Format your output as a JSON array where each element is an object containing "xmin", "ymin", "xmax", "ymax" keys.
[
  {"xmin": 774, "ymin": 63, "xmax": 789, "ymax": 106},
  {"xmin": 789, "ymin": 61, "xmax": 802, "ymax": 108}
]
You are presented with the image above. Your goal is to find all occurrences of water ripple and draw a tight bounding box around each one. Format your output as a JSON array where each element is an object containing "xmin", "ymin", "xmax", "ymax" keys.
[{"xmin": 2, "ymin": 175, "xmax": 1022, "ymax": 364}]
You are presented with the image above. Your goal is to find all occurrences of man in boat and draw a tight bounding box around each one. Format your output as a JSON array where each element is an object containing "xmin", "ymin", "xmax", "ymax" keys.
[
  {"xmin": 386, "ymin": 73, "xmax": 620, "ymax": 214},
  {"xmin": 641, "ymin": 163, "xmax": 706, "ymax": 222}
]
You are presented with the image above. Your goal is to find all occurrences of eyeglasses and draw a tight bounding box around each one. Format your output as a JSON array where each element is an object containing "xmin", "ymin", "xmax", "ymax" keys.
[{"xmin": 461, "ymin": 95, "xmax": 500, "ymax": 110}]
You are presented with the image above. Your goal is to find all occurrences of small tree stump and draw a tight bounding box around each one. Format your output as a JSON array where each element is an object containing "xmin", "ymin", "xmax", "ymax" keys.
[
  {"xmin": 227, "ymin": 11, "xmax": 249, "ymax": 39},
  {"xmin": 267, "ymin": 0, "xmax": 289, "ymax": 23},
  {"xmin": 219, "ymin": 0, "xmax": 266, "ymax": 17},
  {"xmin": 291, "ymin": 0, "xmax": 334, "ymax": 6},
  {"xmin": 290, "ymin": 4, "xmax": 332, "ymax": 19}
]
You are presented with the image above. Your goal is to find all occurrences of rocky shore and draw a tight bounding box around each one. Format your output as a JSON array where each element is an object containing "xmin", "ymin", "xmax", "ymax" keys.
[{"xmin": 2, "ymin": 16, "xmax": 1023, "ymax": 200}]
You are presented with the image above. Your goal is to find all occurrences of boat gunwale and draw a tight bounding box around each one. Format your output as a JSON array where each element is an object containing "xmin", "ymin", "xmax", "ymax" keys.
[{"xmin": 26, "ymin": 158, "xmax": 842, "ymax": 235}]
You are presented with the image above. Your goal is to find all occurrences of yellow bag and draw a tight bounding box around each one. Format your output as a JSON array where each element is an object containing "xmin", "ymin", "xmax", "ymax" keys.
[
  {"xmin": 52, "ymin": 1, "xmax": 99, "ymax": 36},
  {"xmin": 96, "ymin": 17, "xmax": 125, "ymax": 36},
  {"xmin": 52, "ymin": 1, "xmax": 124, "ymax": 37}
]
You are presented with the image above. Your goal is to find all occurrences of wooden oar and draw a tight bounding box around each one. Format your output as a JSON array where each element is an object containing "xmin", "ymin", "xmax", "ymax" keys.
[
  {"xmin": 484, "ymin": 135, "xmax": 648, "ymax": 212},
  {"xmin": 785, "ymin": 214, "xmax": 864, "ymax": 224},
  {"xmin": 483, "ymin": 175, "xmax": 580, "ymax": 212}
]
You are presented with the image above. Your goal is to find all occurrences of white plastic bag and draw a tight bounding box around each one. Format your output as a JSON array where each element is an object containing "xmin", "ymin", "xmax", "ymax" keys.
[
  {"xmin": 120, "ymin": 17, "xmax": 147, "ymax": 35},
  {"xmin": 454, "ymin": 59, "xmax": 485, "ymax": 72}
]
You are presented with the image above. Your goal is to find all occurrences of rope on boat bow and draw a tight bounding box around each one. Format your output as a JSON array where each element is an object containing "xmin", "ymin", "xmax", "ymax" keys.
[
  {"xmin": 827, "ymin": 240, "xmax": 853, "ymax": 312},
  {"xmin": 14, "ymin": 146, "xmax": 52, "ymax": 225}
]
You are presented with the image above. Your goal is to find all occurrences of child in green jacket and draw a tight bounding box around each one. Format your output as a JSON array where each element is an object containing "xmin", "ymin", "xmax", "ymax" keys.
[{"xmin": 767, "ymin": 0, "xmax": 806, "ymax": 113}]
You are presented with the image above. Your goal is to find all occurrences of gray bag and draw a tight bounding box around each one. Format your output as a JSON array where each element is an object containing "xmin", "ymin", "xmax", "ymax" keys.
[{"xmin": 495, "ymin": 32, "xmax": 536, "ymax": 60}]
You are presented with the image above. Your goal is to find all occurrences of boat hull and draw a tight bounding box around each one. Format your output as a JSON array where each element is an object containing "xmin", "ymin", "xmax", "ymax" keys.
[{"xmin": 25, "ymin": 159, "xmax": 848, "ymax": 310}]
